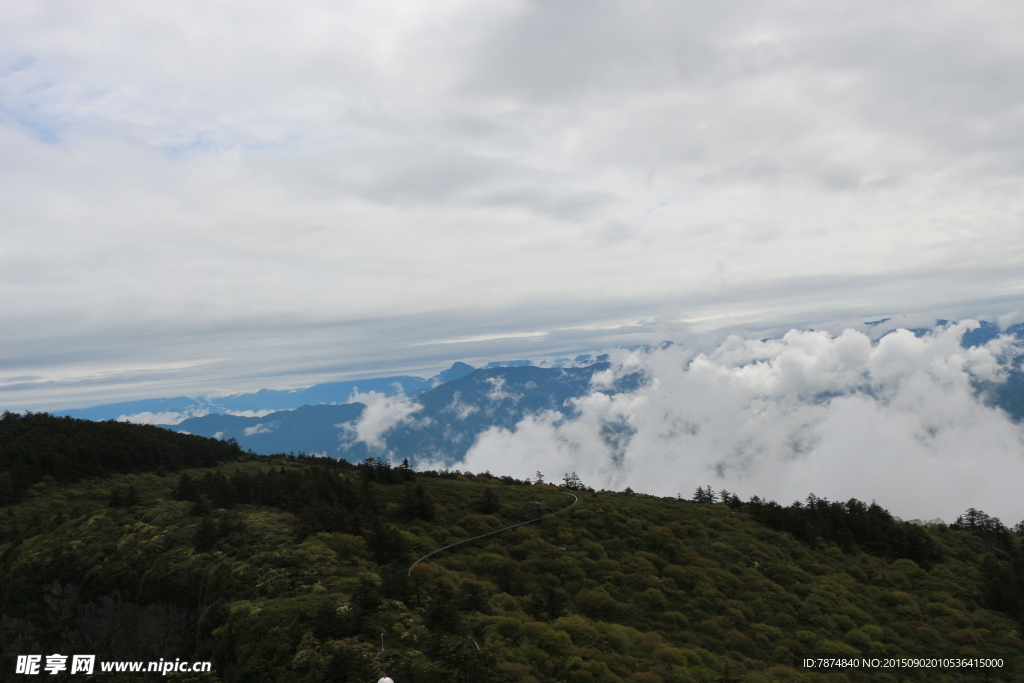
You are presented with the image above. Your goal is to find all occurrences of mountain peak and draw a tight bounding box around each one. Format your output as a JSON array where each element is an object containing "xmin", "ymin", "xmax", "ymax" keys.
[{"xmin": 436, "ymin": 361, "xmax": 476, "ymax": 383}]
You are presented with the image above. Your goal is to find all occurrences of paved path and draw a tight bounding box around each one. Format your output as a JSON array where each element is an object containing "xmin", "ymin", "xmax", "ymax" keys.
[{"xmin": 407, "ymin": 491, "xmax": 579, "ymax": 577}]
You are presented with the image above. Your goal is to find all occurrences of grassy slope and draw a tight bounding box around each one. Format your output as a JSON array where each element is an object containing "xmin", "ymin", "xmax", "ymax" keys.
[{"xmin": 1, "ymin": 461, "xmax": 1021, "ymax": 683}]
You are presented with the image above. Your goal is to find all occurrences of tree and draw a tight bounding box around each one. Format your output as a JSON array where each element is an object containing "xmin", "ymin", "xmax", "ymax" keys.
[
  {"xmin": 425, "ymin": 582, "xmax": 462, "ymax": 634},
  {"xmin": 477, "ymin": 488, "xmax": 501, "ymax": 515},
  {"xmin": 353, "ymin": 576, "xmax": 382, "ymax": 613},
  {"xmin": 693, "ymin": 485, "xmax": 716, "ymax": 504},
  {"xmin": 109, "ymin": 485, "xmax": 138, "ymax": 508},
  {"xmin": 210, "ymin": 472, "xmax": 235, "ymax": 509},
  {"xmin": 399, "ymin": 457, "xmax": 414, "ymax": 482},
  {"xmin": 434, "ymin": 636, "xmax": 499, "ymax": 683},
  {"xmin": 534, "ymin": 471, "xmax": 545, "ymax": 485},
  {"xmin": 415, "ymin": 484, "xmax": 435, "ymax": 521},
  {"xmin": 173, "ymin": 473, "xmax": 199, "ymax": 502},
  {"xmin": 719, "ymin": 489, "xmax": 741, "ymax": 507},
  {"xmin": 195, "ymin": 516, "xmax": 218, "ymax": 552},
  {"xmin": 562, "ymin": 472, "xmax": 583, "ymax": 490},
  {"xmin": 190, "ymin": 496, "xmax": 212, "ymax": 517},
  {"xmin": 717, "ymin": 660, "xmax": 743, "ymax": 682}
]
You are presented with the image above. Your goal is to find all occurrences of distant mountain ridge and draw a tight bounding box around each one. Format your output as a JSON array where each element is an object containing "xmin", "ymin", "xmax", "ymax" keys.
[
  {"xmin": 53, "ymin": 357, "xmax": 609, "ymax": 424},
  {"xmin": 167, "ymin": 363, "xmax": 641, "ymax": 465},
  {"xmin": 46, "ymin": 320, "xmax": 1024, "ymax": 463},
  {"xmin": 54, "ymin": 373, "xmax": 438, "ymax": 422}
]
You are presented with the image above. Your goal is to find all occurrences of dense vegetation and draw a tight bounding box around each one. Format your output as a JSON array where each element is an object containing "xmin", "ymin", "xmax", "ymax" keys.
[
  {"xmin": 1, "ymin": 413, "xmax": 1023, "ymax": 682},
  {"xmin": 0, "ymin": 411, "xmax": 244, "ymax": 507}
]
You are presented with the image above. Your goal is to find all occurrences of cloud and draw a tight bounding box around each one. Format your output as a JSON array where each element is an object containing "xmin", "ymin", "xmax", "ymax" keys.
[
  {"xmin": 485, "ymin": 376, "xmax": 522, "ymax": 403},
  {"xmin": 345, "ymin": 389, "xmax": 421, "ymax": 451},
  {"xmin": 998, "ymin": 312, "xmax": 1021, "ymax": 330},
  {"xmin": 4, "ymin": 0, "xmax": 1024, "ymax": 412},
  {"xmin": 444, "ymin": 392, "xmax": 479, "ymax": 420},
  {"xmin": 113, "ymin": 406, "xmax": 272, "ymax": 425},
  {"xmin": 117, "ymin": 407, "xmax": 210, "ymax": 425},
  {"xmin": 457, "ymin": 323, "xmax": 1024, "ymax": 522},
  {"xmin": 225, "ymin": 409, "xmax": 277, "ymax": 418},
  {"xmin": 243, "ymin": 423, "xmax": 275, "ymax": 436},
  {"xmin": 117, "ymin": 411, "xmax": 188, "ymax": 425}
]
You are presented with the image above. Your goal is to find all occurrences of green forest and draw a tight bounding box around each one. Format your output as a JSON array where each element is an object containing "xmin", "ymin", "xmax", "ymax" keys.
[{"xmin": 1, "ymin": 412, "xmax": 1023, "ymax": 682}]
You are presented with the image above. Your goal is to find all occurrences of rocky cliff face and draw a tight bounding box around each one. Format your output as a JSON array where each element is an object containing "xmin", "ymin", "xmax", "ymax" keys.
[{"xmin": 2, "ymin": 582, "xmax": 202, "ymax": 661}]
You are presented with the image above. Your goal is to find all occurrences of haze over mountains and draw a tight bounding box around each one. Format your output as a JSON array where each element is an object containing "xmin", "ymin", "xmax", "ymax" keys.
[
  {"xmin": 46, "ymin": 319, "xmax": 1024, "ymax": 521},
  {"xmin": 54, "ymin": 361, "xmax": 479, "ymax": 423},
  {"xmin": 164, "ymin": 362, "xmax": 635, "ymax": 463}
]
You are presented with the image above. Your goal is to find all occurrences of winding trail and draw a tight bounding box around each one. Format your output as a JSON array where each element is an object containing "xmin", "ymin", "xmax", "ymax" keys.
[{"xmin": 408, "ymin": 492, "xmax": 579, "ymax": 577}]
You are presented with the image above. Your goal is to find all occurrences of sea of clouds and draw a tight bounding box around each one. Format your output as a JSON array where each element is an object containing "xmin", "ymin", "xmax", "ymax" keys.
[{"xmin": 448, "ymin": 321, "xmax": 1024, "ymax": 523}]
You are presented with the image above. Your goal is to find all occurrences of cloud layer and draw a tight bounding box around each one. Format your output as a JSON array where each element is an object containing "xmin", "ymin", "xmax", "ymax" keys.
[
  {"xmin": 3, "ymin": 1, "xmax": 1024, "ymax": 409},
  {"xmin": 457, "ymin": 323, "xmax": 1024, "ymax": 521}
]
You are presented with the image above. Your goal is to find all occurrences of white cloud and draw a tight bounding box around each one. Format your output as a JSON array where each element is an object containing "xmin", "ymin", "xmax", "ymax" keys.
[
  {"xmin": 458, "ymin": 324, "xmax": 1024, "ymax": 522},
  {"xmin": 117, "ymin": 411, "xmax": 185, "ymax": 425},
  {"xmin": 243, "ymin": 423, "xmax": 274, "ymax": 436},
  {"xmin": 345, "ymin": 390, "xmax": 421, "ymax": 450},
  {"xmin": 998, "ymin": 312, "xmax": 1021, "ymax": 330},
  {"xmin": 4, "ymin": 0, "xmax": 1024, "ymax": 412},
  {"xmin": 116, "ymin": 407, "xmax": 210, "ymax": 425},
  {"xmin": 444, "ymin": 392, "xmax": 479, "ymax": 420},
  {"xmin": 485, "ymin": 376, "xmax": 522, "ymax": 402},
  {"xmin": 114, "ymin": 407, "xmax": 272, "ymax": 425},
  {"xmin": 225, "ymin": 409, "xmax": 277, "ymax": 418}
]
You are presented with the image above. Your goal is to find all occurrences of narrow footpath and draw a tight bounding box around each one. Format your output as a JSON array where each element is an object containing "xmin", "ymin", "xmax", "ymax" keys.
[{"xmin": 408, "ymin": 491, "xmax": 579, "ymax": 576}]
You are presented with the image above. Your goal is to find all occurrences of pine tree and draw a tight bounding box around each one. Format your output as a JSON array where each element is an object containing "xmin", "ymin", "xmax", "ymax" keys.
[
  {"xmin": 399, "ymin": 458, "xmax": 414, "ymax": 482},
  {"xmin": 415, "ymin": 484, "xmax": 434, "ymax": 521},
  {"xmin": 693, "ymin": 485, "xmax": 716, "ymax": 504},
  {"xmin": 190, "ymin": 496, "xmax": 212, "ymax": 517},
  {"xmin": 211, "ymin": 472, "xmax": 235, "ymax": 509},
  {"xmin": 194, "ymin": 516, "xmax": 218, "ymax": 552}
]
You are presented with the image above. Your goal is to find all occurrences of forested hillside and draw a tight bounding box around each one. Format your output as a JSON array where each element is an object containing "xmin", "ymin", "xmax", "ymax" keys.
[
  {"xmin": 0, "ymin": 411, "xmax": 244, "ymax": 507},
  {"xmin": 1, "ymin": 413, "xmax": 1022, "ymax": 682}
]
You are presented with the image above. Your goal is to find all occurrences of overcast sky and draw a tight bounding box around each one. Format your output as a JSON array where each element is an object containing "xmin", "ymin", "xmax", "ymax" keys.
[{"xmin": 3, "ymin": 0, "xmax": 1024, "ymax": 411}]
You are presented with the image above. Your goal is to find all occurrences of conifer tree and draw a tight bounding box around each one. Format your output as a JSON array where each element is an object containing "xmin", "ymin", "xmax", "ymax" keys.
[
  {"xmin": 399, "ymin": 458, "xmax": 414, "ymax": 482},
  {"xmin": 190, "ymin": 496, "xmax": 212, "ymax": 517},
  {"xmin": 415, "ymin": 484, "xmax": 434, "ymax": 521},
  {"xmin": 194, "ymin": 516, "xmax": 218, "ymax": 552},
  {"xmin": 562, "ymin": 472, "xmax": 583, "ymax": 490}
]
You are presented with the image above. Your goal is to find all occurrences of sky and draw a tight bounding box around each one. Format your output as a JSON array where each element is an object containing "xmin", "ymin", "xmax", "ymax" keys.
[{"xmin": 3, "ymin": 0, "xmax": 1024, "ymax": 413}]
